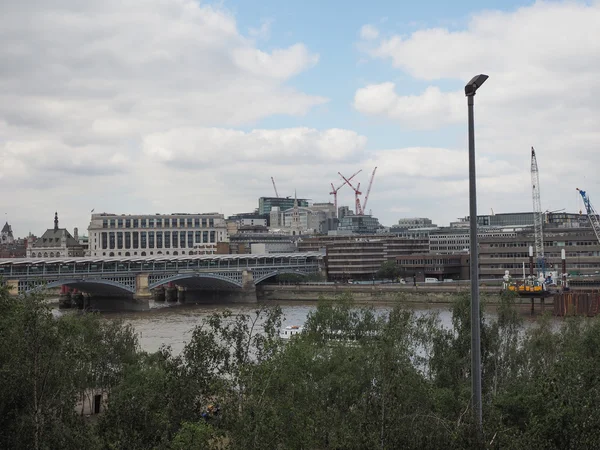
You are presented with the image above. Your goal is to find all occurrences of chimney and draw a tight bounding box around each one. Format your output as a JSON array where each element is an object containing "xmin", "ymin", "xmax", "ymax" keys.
[{"xmin": 74, "ymin": 227, "xmax": 79, "ymax": 241}]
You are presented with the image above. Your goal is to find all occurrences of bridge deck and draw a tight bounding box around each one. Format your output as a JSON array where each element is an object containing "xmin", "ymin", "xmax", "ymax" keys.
[{"xmin": 0, "ymin": 252, "xmax": 324, "ymax": 278}]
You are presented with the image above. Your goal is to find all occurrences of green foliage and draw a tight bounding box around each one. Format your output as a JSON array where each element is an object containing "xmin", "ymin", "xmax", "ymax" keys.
[
  {"xmin": 376, "ymin": 260, "xmax": 401, "ymax": 280},
  {"xmin": 6, "ymin": 283, "xmax": 600, "ymax": 449}
]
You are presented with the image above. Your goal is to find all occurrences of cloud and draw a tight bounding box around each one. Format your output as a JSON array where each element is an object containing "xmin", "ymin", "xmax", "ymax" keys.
[
  {"xmin": 354, "ymin": 1, "xmax": 600, "ymax": 225},
  {"xmin": 0, "ymin": 0, "xmax": 328, "ymax": 234},
  {"xmin": 143, "ymin": 127, "xmax": 368, "ymax": 167},
  {"xmin": 354, "ymin": 83, "xmax": 462, "ymax": 128},
  {"xmin": 359, "ymin": 24, "xmax": 379, "ymax": 40}
]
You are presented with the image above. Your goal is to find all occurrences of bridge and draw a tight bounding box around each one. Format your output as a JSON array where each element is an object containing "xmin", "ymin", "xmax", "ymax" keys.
[{"xmin": 0, "ymin": 252, "xmax": 324, "ymax": 310}]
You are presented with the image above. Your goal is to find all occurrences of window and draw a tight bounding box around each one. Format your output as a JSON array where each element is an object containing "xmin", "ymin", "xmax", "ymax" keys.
[
  {"xmin": 187, "ymin": 218, "xmax": 193, "ymax": 228},
  {"xmin": 109, "ymin": 232, "xmax": 115, "ymax": 249},
  {"xmin": 141, "ymin": 219, "xmax": 147, "ymax": 228},
  {"xmin": 117, "ymin": 219, "xmax": 123, "ymax": 228},
  {"xmin": 110, "ymin": 219, "xmax": 116, "ymax": 228},
  {"xmin": 101, "ymin": 232, "xmax": 108, "ymax": 249},
  {"xmin": 209, "ymin": 218, "xmax": 214, "ymax": 227},
  {"xmin": 180, "ymin": 232, "xmax": 186, "ymax": 248},
  {"xmin": 117, "ymin": 232, "xmax": 123, "ymax": 249},
  {"xmin": 156, "ymin": 218, "xmax": 162, "ymax": 228},
  {"xmin": 172, "ymin": 231, "xmax": 178, "ymax": 248},
  {"xmin": 148, "ymin": 232, "xmax": 155, "ymax": 249},
  {"xmin": 133, "ymin": 232, "xmax": 139, "ymax": 249},
  {"xmin": 164, "ymin": 218, "xmax": 170, "ymax": 228},
  {"xmin": 149, "ymin": 219, "xmax": 154, "ymax": 228},
  {"xmin": 133, "ymin": 219, "xmax": 139, "ymax": 228},
  {"xmin": 172, "ymin": 218, "xmax": 178, "ymax": 228},
  {"xmin": 202, "ymin": 218, "xmax": 207, "ymax": 227},
  {"xmin": 141, "ymin": 232, "xmax": 147, "ymax": 248},
  {"xmin": 156, "ymin": 232, "xmax": 163, "ymax": 249},
  {"xmin": 165, "ymin": 232, "xmax": 170, "ymax": 248},
  {"xmin": 203, "ymin": 231, "xmax": 208, "ymax": 243},
  {"xmin": 194, "ymin": 218, "xmax": 200, "ymax": 228},
  {"xmin": 187, "ymin": 231, "xmax": 193, "ymax": 248},
  {"xmin": 125, "ymin": 219, "xmax": 131, "ymax": 228},
  {"xmin": 125, "ymin": 232, "xmax": 131, "ymax": 248},
  {"xmin": 195, "ymin": 231, "xmax": 201, "ymax": 243},
  {"xmin": 102, "ymin": 219, "xmax": 108, "ymax": 229},
  {"xmin": 210, "ymin": 231, "xmax": 215, "ymax": 243}
]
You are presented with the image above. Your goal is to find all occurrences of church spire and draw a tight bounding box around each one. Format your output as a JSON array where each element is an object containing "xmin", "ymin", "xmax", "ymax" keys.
[{"xmin": 54, "ymin": 212, "xmax": 59, "ymax": 231}]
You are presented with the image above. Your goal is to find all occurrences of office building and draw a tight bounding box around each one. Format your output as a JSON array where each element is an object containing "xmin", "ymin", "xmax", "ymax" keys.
[
  {"xmin": 87, "ymin": 212, "xmax": 227, "ymax": 257},
  {"xmin": 258, "ymin": 196, "xmax": 308, "ymax": 215}
]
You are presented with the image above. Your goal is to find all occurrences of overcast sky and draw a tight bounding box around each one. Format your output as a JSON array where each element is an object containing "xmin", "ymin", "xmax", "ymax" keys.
[{"xmin": 1, "ymin": 0, "xmax": 599, "ymax": 236}]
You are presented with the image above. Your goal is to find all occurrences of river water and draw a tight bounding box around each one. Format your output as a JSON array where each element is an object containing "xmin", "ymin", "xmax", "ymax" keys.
[{"xmin": 97, "ymin": 300, "xmax": 543, "ymax": 355}]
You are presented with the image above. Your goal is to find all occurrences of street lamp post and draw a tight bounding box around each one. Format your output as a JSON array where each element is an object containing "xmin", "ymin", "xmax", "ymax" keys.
[{"xmin": 465, "ymin": 74, "xmax": 488, "ymax": 431}]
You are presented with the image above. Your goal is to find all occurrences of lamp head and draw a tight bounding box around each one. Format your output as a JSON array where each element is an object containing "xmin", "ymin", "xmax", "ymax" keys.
[{"xmin": 465, "ymin": 74, "xmax": 489, "ymax": 96}]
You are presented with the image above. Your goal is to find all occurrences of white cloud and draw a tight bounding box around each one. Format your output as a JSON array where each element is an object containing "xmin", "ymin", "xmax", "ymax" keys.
[
  {"xmin": 354, "ymin": 1, "xmax": 600, "ymax": 225},
  {"xmin": 354, "ymin": 83, "xmax": 462, "ymax": 128},
  {"xmin": 0, "ymin": 0, "xmax": 328, "ymax": 234},
  {"xmin": 359, "ymin": 24, "xmax": 379, "ymax": 40}
]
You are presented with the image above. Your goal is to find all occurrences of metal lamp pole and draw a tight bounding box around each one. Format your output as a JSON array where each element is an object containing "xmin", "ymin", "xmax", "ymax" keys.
[{"xmin": 465, "ymin": 74, "xmax": 488, "ymax": 431}]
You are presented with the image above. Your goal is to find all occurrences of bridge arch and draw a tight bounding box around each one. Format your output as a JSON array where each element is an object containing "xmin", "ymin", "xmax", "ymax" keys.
[
  {"xmin": 27, "ymin": 279, "xmax": 136, "ymax": 295},
  {"xmin": 148, "ymin": 273, "xmax": 243, "ymax": 290},
  {"xmin": 253, "ymin": 269, "xmax": 312, "ymax": 285}
]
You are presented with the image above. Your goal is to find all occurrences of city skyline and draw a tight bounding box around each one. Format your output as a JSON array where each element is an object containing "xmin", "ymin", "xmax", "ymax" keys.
[{"xmin": 1, "ymin": 0, "xmax": 599, "ymax": 234}]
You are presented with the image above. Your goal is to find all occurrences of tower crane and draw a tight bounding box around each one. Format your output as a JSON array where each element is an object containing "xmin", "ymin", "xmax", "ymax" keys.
[
  {"xmin": 271, "ymin": 177, "xmax": 279, "ymax": 198},
  {"xmin": 338, "ymin": 172, "xmax": 363, "ymax": 215},
  {"xmin": 330, "ymin": 170, "xmax": 361, "ymax": 218},
  {"xmin": 577, "ymin": 188, "xmax": 600, "ymax": 244},
  {"xmin": 361, "ymin": 167, "xmax": 378, "ymax": 214},
  {"xmin": 531, "ymin": 147, "xmax": 545, "ymax": 275}
]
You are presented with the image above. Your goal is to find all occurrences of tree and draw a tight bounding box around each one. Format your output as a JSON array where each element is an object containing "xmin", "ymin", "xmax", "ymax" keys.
[{"xmin": 376, "ymin": 260, "xmax": 401, "ymax": 280}]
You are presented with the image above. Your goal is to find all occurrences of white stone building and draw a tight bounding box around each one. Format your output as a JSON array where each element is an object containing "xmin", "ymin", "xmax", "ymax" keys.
[{"xmin": 87, "ymin": 212, "xmax": 228, "ymax": 257}]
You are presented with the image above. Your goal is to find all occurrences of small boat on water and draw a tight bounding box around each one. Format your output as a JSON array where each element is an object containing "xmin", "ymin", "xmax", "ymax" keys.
[{"xmin": 280, "ymin": 325, "xmax": 304, "ymax": 340}]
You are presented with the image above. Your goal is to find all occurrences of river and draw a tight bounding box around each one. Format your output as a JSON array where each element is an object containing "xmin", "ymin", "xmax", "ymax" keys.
[{"xmin": 97, "ymin": 300, "xmax": 544, "ymax": 354}]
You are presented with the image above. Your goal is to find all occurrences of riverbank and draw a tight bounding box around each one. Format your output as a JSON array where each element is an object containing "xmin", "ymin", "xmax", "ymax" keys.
[{"xmin": 257, "ymin": 283, "xmax": 517, "ymax": 304}]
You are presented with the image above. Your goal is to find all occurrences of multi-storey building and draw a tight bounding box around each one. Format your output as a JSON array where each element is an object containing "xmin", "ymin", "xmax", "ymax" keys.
[
  {"xmin": 258, "ymin": 197, "xmax": 309, "ymax": 215},
  {"xmin": 29, "ymin": 213, "xmax": 86, "ymax": 258},
  {"xmin": 87, "ymin": 212, "xmax": 227, "ymax": 257},
  {"xmin": 429, "ymin": 227, "xmax": 521, "ymax": 254},
  {"xmin": 479, "ymin": 226, "xmax": 600, "ymax": 279},
  {"xmin": 337, "ymin": 215, "xmax": 381, "ymax": 234},
  {"xmin": 298, "ymin": 235, "xmax": 429, "ymax": 280},
  {"xmin": 395, "ymin": 217, "xmax": 435, "ymax": 229}
]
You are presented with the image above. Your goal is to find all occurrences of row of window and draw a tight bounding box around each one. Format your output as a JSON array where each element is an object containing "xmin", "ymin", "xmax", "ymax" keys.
[
  {"xmin": 485, "ymin": 263, "xmax": 600, "ymax": 269},
  {"xmin": 100, "ymin": 231, "xmax": 216, "ymax": 250},
  {"xmin": 29, "ymin": 252, "xmax": 82, "ymax": 258},
  {"xmin": 101, "ymin": 217, "xmax": 219, "ymax": 229},
  {"xmin": 101, "ymin": 250, "xmax": 215, "ymax": 257}
]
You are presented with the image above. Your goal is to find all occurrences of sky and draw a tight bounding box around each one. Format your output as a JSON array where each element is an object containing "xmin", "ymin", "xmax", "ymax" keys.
[{"xmin": 1, "ymin": 0, "xmax": 600, "ymax": 236}]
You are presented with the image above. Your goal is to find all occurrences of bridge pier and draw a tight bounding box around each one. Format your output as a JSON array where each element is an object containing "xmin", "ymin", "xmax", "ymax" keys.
[
  {"xmin": 86, "ymin": 293, "xmax": 149, "ymax": 311},
  {"xmin": 184, "ymin": 270, "xmax": 257, "ymax": 304}
]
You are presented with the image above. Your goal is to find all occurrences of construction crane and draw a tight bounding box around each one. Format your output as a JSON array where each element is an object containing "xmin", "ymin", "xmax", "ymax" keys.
[
  {"xmin": 338, "ymin": 172, "xmax": 363, "ymax": 215},
  {"xmin": 361, "ymin": 167, "xmax": 378, "ymax": 214},
  {"xmin": 330, "ymin": 170, "xmax": 361, "ymax": 218},
  {"xmin": 531, "ymin": 147, "xmax": 545, "ymax": 275},
  {"xmin": 271, "ymin": 177, "xmax": 279, "ymax": 198},
  {"xmin": 577, "ymin": 188, "xmax": 600, "ymax": 244}
]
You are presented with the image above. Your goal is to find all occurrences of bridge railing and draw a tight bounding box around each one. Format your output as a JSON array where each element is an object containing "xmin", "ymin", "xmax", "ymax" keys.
[{"xmin": 0, "ymin": 256, "xmax": 322, "ymax": 279}]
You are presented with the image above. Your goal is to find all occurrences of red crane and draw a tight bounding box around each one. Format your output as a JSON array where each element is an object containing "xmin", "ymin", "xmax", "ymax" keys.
[
  {"xmin": 330, "ymin": 170, "xmax": 362, "ymax": 217},
  {"xmin": 339, "ymin": 172, "xmax": 363, "ymax": 215},
  {"xmin": 361, "ymin": 167, "xmax": 378, "ymax": 215}
]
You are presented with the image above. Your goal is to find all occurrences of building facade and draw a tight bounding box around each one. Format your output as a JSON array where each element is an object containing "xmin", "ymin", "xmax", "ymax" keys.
[
  {"xmin": 479, "ymin": 227, "xmax": 600, "ymax": 279},
  {"xmin": 396, "ymin": 217, "xmax": 435, "ymax": 229},
  {"xmin": 259, "ymin": 197, "xmax": 309, "ymax": 215},
  {"xmin": 1, "ymin": 222, "xmax": 14, "ymax": 245},
  {"xmin": 29, "ymin": 213, "xmax": 86, "ymax": 258},
  {"xmin": 396, "ymin": 254, "xmax": 470, "ymax": 281},
  {"xmin": 87, "ymin": 212, "xmax": 227, "ymax": 257},
  {"xmin": 298, "ymin": 235, "xmax": 429, "ymax": 280},
  {"xmin": 337, "ymin": 215, "xmax": 380, "ymax": 234}
]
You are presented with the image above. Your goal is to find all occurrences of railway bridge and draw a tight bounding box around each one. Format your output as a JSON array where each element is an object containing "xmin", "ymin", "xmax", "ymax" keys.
[{"xmin": 0, "ymin": 252, "xmax": 324, "ymax": 310}]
